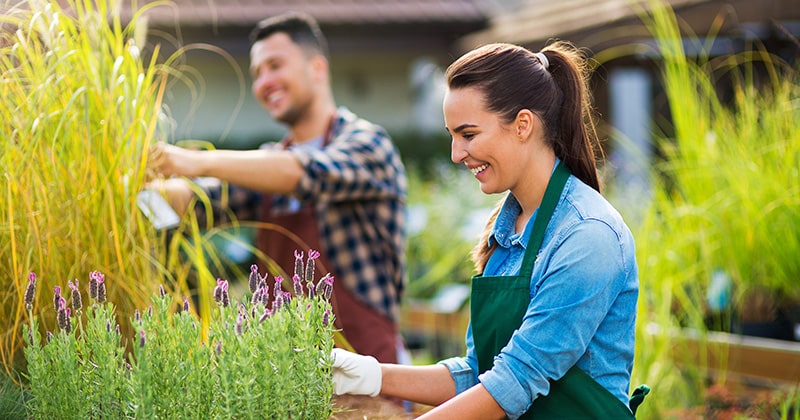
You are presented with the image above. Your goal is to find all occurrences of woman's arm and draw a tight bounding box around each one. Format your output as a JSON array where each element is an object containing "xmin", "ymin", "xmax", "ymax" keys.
[
  {"xmin": 415, "ymin": 383, "xmax": 506, "ymax": 420},
  {"xmin": 379, "ymin": 363, "xmax": 455, "ymax": 406}
]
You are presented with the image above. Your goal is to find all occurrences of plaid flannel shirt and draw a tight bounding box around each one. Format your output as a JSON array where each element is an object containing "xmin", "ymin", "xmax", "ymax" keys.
[{"xmin": 197, "ymin": 107, "xmax": 407, "ymax": 322}]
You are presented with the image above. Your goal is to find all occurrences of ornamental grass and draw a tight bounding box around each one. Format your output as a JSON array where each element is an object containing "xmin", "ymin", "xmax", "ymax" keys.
[
  {"xmin": 0, "ymin": 0, "xmax": 250, "ymax": 381},
  {"xmin": 626, "ymin": 1, "xmax": 800, "ymax": 417}
]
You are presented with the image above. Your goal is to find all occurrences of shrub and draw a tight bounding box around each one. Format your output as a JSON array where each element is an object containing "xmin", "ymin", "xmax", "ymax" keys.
[{"xmin": 23, "ymin": 257, "xmax": 335, "ymax": 419}]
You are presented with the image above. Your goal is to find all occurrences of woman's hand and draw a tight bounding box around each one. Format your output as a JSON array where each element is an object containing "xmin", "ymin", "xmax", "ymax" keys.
[{"xmin": 331, "ymin": 348, "xmax": 382, "ymax": 396}]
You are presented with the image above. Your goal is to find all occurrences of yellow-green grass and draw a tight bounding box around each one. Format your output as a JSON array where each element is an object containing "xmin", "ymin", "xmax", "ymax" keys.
[
  {"xmin": 0, "ymin": 0, "xmax": 222, "ymax": 377},
  {"xmin": 627, "ymin": 1, "xmax": 800, "ymax": 416}
]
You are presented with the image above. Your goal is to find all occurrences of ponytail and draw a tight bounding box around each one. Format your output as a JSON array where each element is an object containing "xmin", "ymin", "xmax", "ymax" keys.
[{"xmin": 540, "ymin": 42, "xmax": 602, "ymax": 191}]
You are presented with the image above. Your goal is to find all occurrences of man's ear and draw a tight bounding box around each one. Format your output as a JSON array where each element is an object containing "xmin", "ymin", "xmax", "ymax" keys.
[{"xmin": 310, "ymin": 54, "xmax": 329, "ymax": 81}]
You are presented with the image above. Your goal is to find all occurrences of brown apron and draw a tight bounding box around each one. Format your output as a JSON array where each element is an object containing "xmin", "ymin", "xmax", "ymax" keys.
[{"xmin": 255, "ymin": 124, "xmax": 398, "ymax": 364}]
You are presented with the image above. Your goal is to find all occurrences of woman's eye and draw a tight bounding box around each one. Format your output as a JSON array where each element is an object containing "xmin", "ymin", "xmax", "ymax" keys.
[{"xmin": 462, "ymin": 133, "xmax": 475, "ymax": 140}]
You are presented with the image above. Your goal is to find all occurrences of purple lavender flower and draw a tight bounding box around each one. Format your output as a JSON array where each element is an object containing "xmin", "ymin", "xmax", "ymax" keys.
[
  {"xmin": 213, "ymin": 279, "xmax": 223, "ymax": 304},
  {"xmin": 159, "ymin": 284, "xmax": 166, "ymax": 298},
  {"xmin": 214, "ymin": 279, "xmax": 230, "ymax": 307},
  {"xmin": 273, "ymin": 276, "xmax": 283, "ymax": 298},
  {"xmin": 235, "ymin": 313, "xmax": 244, "ymax": 336},
  {"xmin": 251, "ymin": 288, "xmax": 262, "ymax": 306},
  {"xmin": 258, "ymin": 308, "xmax": 273, "ymax": 323},
  {"xmin": 147, "ymin": 306, "xmax": 153, "ymax": 317},
  {"xmin": 64, "ymin": 308, "xmax": 71, "ymax": 333},
  {"xmin": 88, "ymin": 271, "xmax": 98, "ymax": 300},
  {"xmin": 305, "ymin": 249, "xmax": 320, "ymax": 283},
  {"xmin": 293, "ymin": 250, "xmax": 304, "ymax": 279},
  {"xmin": 258, "ymin": 278, "xmax": 267, "ymax": 293},
  {"xmin": 183, "ymin": 297, "xmax": 190, "ymax": 312},
  {"xmin": 92, "ymin": 272, "xmax": 106, "ymax": 303},
  {"xmin": 134, "ymin": 309, "xmax": 141, "ymax": 324},
  {"xmin": 106, "ymin": 320, "xmax": 112, "ymax": 333},
  {"xmin": 24, "ymin": 272, "xmax": 36, "ymax": 310},
  {"xmin": 53, "ymin": 286, "xmax": 61, "ymax": 312},
  {"xmin": 315, "ymin": 275, "xmax": 327, "ymax": 298},
  {"xmin": 68, "ymin": 279, "xmax": 82, "ymax": 311},
  {"xmin": 322, "ymin": 309, "xmax": 331, "ymax": 326},
  {"xmin": 221, "ymin": 284, "xmax": 230, "ymax": 308},
  {"xmin": 272, "ymin": 293, "xmax": 284, "ymax": 312},
  {"xmin": 45, "ymin": 331, "xmax": 52, "ymax": 343},
  {"xmin": 139, "ymin": 331, "xmax": 146, "ymax": 348},
  {"xmin": 322, "ymin": 274, "xmax": 334, "ymax": 300},
  {"xmin": 57, "ymin": 300, "xmax": 71, "ymax": 333},
  {"xmin": 215, "ymin": 341, "xmax": 222, "ymax": 355},
  {"xmin": 259, "ymin": 285, "xmax": 269, "ymax": 306},
  {"xmin": 292, "ymin": 274, "xmax": 304, "ymax": 297},
  {"xmin": 248, "ymin": 264, "xmax": 260, "ymax": 293},
  {"xmin": 282, "ymin": 291, "xmax": 292, "ymax": 306},
  {"xmin": 306, "ymin": 281, "xmax": 316, "ymax": 299}
]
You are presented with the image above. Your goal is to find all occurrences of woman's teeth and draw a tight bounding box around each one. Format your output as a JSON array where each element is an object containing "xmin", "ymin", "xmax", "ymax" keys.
[{"xmin": 470, "ymin": 164, "xmax": 488, "ymax": 176}]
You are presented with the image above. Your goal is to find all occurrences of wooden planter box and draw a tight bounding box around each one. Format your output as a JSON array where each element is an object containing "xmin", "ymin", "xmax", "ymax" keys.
[
  {"xmin": 670, "ymin": 329, "xmax": 800, "ymax": 387},
  {"xmin": 331, "ymin": 395, "xmax": 432, "ymax": 419}
]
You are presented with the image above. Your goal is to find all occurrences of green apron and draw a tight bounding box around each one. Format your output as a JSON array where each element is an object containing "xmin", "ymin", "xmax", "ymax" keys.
[{"xmin": 470, "ymin": 162, "xmax": 646, "ymax": 419}]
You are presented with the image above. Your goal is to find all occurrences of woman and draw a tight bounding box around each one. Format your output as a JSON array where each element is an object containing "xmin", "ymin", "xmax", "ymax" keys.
[{"xmin": 332, "ymin": 41, "xmax": 644, "ymax": 419}]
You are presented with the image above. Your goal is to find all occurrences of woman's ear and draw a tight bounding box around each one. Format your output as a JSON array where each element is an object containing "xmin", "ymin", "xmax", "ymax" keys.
[{"xmin": 515, "ymin": 109, "xmax": 536, "ymax": 140}]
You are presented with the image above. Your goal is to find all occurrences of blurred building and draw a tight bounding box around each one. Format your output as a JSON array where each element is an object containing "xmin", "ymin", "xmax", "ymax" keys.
[
  {"xmin": 122, "ymin": 0, "xmax": 501, "ymax": 148},
  {"xmin": 461, "ymin": 0, "xmax": 799, "ymax": 214}
]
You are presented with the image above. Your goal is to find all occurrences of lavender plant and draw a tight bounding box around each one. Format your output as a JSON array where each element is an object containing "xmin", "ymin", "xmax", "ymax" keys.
[{"xmin": 23, "ymin": 250, "xmax": 336, "ymax": 419}]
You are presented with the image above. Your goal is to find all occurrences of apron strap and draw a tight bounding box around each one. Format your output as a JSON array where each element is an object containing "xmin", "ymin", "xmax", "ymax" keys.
[{"xmin": 519, "ymin": 161, "xmax": 570, "ymax": 278}]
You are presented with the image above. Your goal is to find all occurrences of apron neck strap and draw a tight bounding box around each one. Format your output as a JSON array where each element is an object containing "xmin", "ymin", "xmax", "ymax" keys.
[{"xmin": 519, "ymin": 161, "xmax": 570, "ymax": 278}]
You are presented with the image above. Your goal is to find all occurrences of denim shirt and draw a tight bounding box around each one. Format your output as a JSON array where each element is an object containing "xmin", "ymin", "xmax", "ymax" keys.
[{"xmin": 439, "ymin": 173, "xmax": 638, "ymax": 419}]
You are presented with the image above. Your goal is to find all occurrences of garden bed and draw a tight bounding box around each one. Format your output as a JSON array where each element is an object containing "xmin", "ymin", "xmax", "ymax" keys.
[
  {"xmin": 671, "ymin": 329, "xmax": 800, "ymax": 386},
  {"xmin": 663, "ymin": 328, "xmax": 800, "ymax": 418}
]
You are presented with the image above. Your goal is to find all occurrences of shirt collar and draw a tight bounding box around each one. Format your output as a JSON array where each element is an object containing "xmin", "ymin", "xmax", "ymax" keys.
[
  {"xmin": 488, "ymin": 194, "xmax": 526, "ymax": 249},
  {"xmin": 486, "ymin": 158, "xmax": 562, "ymax": 250}
]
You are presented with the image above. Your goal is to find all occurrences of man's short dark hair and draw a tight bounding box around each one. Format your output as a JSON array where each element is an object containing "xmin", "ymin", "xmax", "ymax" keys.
[{"xmin": 249, "ymin": 11, "xmax": 329, "ymax": 59}]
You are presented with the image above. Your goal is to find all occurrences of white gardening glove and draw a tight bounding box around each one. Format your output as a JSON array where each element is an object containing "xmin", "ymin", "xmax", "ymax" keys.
[{"xmin": 331, "ymin": 348, "xmax": 382, "ymax": 397}]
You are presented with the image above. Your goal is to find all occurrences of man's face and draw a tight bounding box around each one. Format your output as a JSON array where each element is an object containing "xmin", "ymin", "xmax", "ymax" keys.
[{"xmin": 250, "ymin": 32, "xmax": 318, "ymax": 126}]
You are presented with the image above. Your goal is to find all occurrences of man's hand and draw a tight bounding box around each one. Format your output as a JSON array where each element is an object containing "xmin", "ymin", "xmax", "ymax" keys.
[
  {"xmin": 148, "ymin": 142, "xmax": 205, "ymax": 178},
  {"xmin": 331, "ymin": 348, "xmax": 382, "ymax": 397}
]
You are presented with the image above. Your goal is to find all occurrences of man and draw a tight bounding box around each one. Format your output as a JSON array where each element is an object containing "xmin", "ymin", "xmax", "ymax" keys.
[{"xmin": 149, "ymin": 11, "xmax": 407, "ymax": 364}]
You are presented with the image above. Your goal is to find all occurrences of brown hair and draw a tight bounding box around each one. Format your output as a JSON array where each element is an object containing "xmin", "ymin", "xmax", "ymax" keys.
[
  {"xmin": 249, "ymin": 11, "xmax": 329, "ymax": 59},
  {"xmin": 445, "ymin": 41, "xmax": 603, "ymax": 273}
]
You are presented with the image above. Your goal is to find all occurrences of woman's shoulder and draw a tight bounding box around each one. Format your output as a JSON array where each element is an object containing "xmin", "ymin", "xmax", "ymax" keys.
[{"xmin": 559, "ymin": 176, "xmax": 631, "ymax": 235}]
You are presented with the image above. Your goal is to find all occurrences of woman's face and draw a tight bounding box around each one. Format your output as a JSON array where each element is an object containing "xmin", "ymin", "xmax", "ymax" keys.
[{"xmin": 444, "ymin": 87, "xmax": 530, "ymax": 195}]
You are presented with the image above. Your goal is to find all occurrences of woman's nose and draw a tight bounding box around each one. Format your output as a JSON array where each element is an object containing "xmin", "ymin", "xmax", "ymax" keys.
[{"xmin": 450, "ymin": 138, "xmax": 467, "ymax": 164}]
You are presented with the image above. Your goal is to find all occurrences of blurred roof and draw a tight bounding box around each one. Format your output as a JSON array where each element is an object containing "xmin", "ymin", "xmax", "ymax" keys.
[
  {"xmin": 459, "ymin": 0, "xmax": 800, "ymax": 51},
  {"xmin": 121, "ymin": 0, "xmax": 497, "ymax": 27}
]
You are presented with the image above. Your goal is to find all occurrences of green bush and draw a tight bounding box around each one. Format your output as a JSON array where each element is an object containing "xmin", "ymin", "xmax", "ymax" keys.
[{"xmin": 23, "ymin": 263, "xmax": 335, "ymax": 419}]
